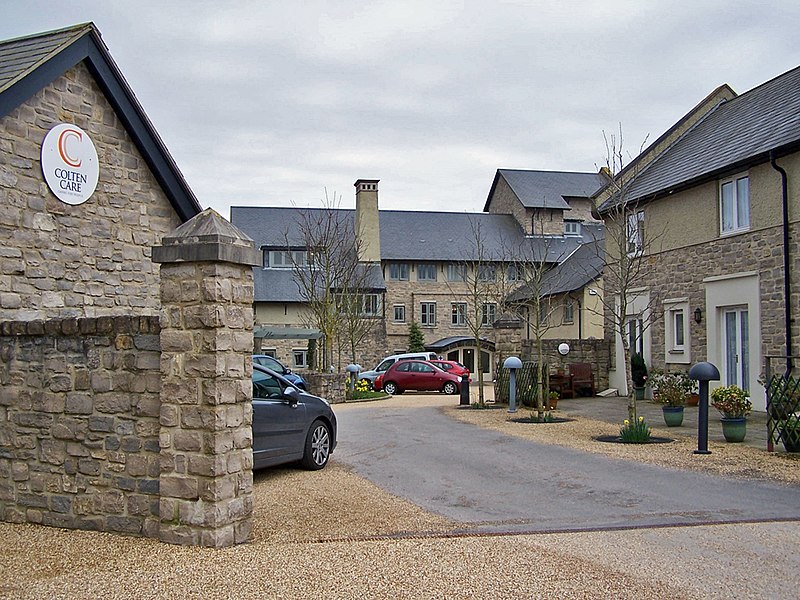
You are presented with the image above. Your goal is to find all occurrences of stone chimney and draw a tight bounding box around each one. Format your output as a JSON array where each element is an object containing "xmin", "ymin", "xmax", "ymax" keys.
[{"xmin": 354, "ymin": 179, "xmax": 381, "ymax": 263}]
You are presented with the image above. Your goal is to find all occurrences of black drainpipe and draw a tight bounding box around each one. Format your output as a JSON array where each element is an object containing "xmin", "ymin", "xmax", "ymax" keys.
[{"xmin": 770, "ymin": 151, "xmax": 792, "ymax": 373}]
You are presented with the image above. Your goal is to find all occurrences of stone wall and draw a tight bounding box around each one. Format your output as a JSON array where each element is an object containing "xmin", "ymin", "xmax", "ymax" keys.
[
  {"xmin": 0, "ymin": 63, "xmax": 181, "ymax": 321},
  {"xmin": 0, "ymin": 316, "xmax": 161, "ymax": 535}
]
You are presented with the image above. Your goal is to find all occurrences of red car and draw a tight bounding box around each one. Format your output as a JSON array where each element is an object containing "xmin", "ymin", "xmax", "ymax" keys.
[
  {"xmin": 374, "ymin": 360, "xmax": 461, "ymax": 395},
  {"xmin": 429, "ymin": 359, "xmax": 471, "ymax": 382}
]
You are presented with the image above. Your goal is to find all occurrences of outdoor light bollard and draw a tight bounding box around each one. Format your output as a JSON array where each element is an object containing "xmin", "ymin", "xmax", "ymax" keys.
[
  {"xmin": 689, "ymin": 361, "xmax": 721, "ymax": 455},
  {"xmin": 504, "ymin": 356, "xmax": 523, "ymax": 413},
  {"xmin": 460, "ymin": 374, "xmax": 470, "ymax": 406},
  {"xmin": 346, "ymin": 364, "xmax": 360, "ymax": 394}
]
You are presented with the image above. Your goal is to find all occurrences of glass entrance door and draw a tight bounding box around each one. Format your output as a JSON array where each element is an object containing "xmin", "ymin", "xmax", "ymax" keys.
[{"xmin": 723, "ymin": 308, "xmax": 749, "ymax": 391}]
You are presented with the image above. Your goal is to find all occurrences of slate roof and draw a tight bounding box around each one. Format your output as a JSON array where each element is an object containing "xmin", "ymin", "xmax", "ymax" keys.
[
  {"xmin": 232, "ymin": 206, "xmax": 600, "ymax": 264},
  {"xmin": 599, "ymin": 64, "xmax": 800, "ymax": 210},
  {"xmin": 0, "ymin": 23, "xmax": 201, "ymax": 221},
  {"xmin": 508, "ymin": 238, "xmax": 604, "ymax": 302},
  {"xmin": 485, "ymin": 169, "xmax": 607, "ymax": 212},
  {"xmin": 232, "ymin": 206, "xmax": 602, "ymax": 303}
]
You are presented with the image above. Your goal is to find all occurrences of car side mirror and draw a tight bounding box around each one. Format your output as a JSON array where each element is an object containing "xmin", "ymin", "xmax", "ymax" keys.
[{"xmin": 284, "ymin": 386, "xmax": 300, "ymax": 406}]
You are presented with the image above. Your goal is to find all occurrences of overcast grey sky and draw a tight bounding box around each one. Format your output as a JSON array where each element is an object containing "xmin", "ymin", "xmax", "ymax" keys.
[{"xmin": 2, "ymin": 1, "xmax": 798, "ymax": 217}]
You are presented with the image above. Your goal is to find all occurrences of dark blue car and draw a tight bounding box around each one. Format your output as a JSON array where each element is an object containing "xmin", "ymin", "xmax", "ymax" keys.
[
  {"xmin": 253, "ymin": 354, "xmax": 308, "ymax": 390},
  {"xmin": 252, "ymin": 365, "xmax": 337, "ymax": 470}
]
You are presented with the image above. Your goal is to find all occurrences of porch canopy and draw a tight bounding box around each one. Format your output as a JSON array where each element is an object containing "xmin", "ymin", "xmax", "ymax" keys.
[{"xmin": 426, "ymin": 336, "xmax": 496, "ymax": 353}]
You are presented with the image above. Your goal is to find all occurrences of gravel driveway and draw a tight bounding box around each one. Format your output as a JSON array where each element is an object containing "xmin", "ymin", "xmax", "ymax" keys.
[{"xmin": 1, "ymin": 393, "xmax": 798, "ymax": 599}]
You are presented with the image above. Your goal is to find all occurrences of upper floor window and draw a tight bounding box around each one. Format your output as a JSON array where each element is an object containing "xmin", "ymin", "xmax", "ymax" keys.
[
  {"xmin": 420, "ymin": 302, "xmax": 436, "ymax": 326},
  {"xmin": 720, "ymin": 174, "xmax": 750, "ymax": 235},
  {"xmin": 477, "ymin": 265, "xmax": 496, "ymax": 282},
  {"xmin": 482, "ymin": 303, "xmax": 496, "ymax": 327},
  {"xmin": 564, "ymin": 221, "xmax": 581, "ymax": 236},
  {"xmin": 447, "ymin": 264, "xmax": 466, "ymax": 282},
  {"xmin": 451, "ymin": 302, "xmax": 467, "ymax": 326},
  {"xmin": 393, "ymin": 304, "xmax": 406, "ymax": 323},
  {"xmin": 417, "ymin": 263, "xmax": 437, "ymax": 282},
  {"xmin": 563, "ymin": 299, "xmax": 575, "ymax": 324},
  {"xmin": 506, "ymin": 264, "xmax": 525, "ymax": 282},
  {"xmin": 388, "ymin": 263, "xmax": 409, "ymax": 281},
  {"xmin": 626, "ymin": 211, "xmax": 644, "ymax": 256},
  {"xmin": 265, "ymin": 249, "xmax": 307, "ymax": 269},
  {"xmin": 361, "ymin": 294, "xmax": 381, "ymax": 317}
]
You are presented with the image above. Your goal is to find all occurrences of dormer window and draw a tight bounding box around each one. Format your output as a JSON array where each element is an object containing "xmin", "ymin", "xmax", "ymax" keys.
[
  {"xmin": 564, "ymin": 221, "xmax": 581, "ymax": 236},
  {"xmin": 265, "ymin": 249, "xmax": 307, "ymax": 269}
]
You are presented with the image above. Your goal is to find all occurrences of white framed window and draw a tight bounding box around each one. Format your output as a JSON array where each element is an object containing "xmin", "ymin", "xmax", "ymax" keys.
[
  {"xmin": 564, "ymin": 221, "xmax": 581, "ymax": 236},
  {"xmin": 447, "ymin": 264, "xmax": 466, "ymax": 282},
  {"xmin": 451, "ymin": 302, "xmax": 467, "ymax": 326},
  {"xmin": 263, "ymin": 348, "xmax": 276, "ymax": 358},
  {"xmin": 293, "ymin": 349, "xmax": 308, "ymax": 368},
  {"xmin": 539, "ymin": 301, "xmax": 548, "ymax": 326},
  {"xmin": 420, "ymin": 302, "xmax": 436, "ymax": 326},
  {"xmin": 720, "ymin": 174, "xmax": 750, "ymax": 235},
  {"xmin": 482, "ymin": 303, "xmax": 496, "ymax": 327},
  {"xmin": 506, "ymin": 264, "xmax": 525, "ymax": 282},
  {"xmin": 563, "ymin": 299, "xmax": 574, "ymax": 323},
  {"xmin": 361, "ymin": 294, "xmax": 381, "ymax": 317},
  {"xmin": 417, "ymin": 263, "xmax": 437, "ymax": 281},
  {"xmin": 626, "ymin": 316, "xmax": 644, "ymax": 355},
  {"xmin": 664, "ymin": 299, "xmax": 691, "ymax": 364},
  {"xmin": 393, "ymin": 304, "xmax": 406, "ymax": 323},
  {"xmin": 266, "ymin": 249, "xmax": 307, "ymax": 269},
  {"xmin": 626, "ymin": 211, "xmax": 644, "ymax": 256},
  {"xmin": 389, "ymin": 263, "xmax": 409, "ymax": 281},
  {"xmin": 478, "ymin": 265, "xmax": 496, "ymax": 282}
]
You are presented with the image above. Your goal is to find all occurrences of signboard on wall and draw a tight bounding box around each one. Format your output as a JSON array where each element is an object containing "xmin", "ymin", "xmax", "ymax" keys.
[{"xmin": 41, "ymin": 123, "xmax": 99, "ymax": 205}]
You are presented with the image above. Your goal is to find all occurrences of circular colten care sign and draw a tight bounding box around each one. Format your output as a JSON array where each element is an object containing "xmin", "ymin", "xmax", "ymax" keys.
[{"xmin": 41, "ymin": 123, "xmax": 99, "ymax": 205}]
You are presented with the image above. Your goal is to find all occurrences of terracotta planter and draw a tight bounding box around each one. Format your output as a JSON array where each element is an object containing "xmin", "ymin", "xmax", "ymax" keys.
[
  {"xmin": 686, "ymin": 393, "xmax": 699, "ymax": 407},
  {"xmin": 721, "ymin": 417, "xmax": 747, "ymax": 442}
]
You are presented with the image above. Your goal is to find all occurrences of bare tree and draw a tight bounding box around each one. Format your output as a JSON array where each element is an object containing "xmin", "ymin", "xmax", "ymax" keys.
[
  {"xmin": 285, "ymin": 191, "xmax": 377, "ymax": 371},
  {"xmin": 591, "ymin": 126, "xmax": 667, "ymax": 422}
]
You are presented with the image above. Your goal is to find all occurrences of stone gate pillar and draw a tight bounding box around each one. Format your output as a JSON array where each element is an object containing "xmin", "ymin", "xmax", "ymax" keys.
[{"xmin": 152, "ymin": 208, "xmax": 259, "ymax": 547}]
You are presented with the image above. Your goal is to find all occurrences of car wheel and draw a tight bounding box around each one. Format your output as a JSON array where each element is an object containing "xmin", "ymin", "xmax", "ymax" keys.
[
  {"xmin": 443, "ymin": 381, "xmax": 458, "ymax": 395},
  {"xmin": 300, "ymin": 420, "xmax": 332, "ymax": 470},
  {"xmin": 384, "ymin": 381, "xmax": 399, "ymax": 395}
]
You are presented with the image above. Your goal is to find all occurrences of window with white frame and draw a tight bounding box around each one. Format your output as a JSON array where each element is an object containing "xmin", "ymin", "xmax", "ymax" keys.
[
  {"xmin": 293, "ymin": 349, "xmax": 308, "ymax": 368},
  {"xmin": 420, "ymin": 302, "xmax": 436, "ymax": 326},
  {"xmin": 626, "ymin": 211, "xmax": 644, "ymax": 256},
  {"xmin": 266, "ymin": 249, "xmax": 307, "ymax": 269},
  {"xmin": 478, "ymin": 264, "xmax": 496, "ymax": 281},
  {"xmin": 506, "ymin": 264, "xmax": 525, "ymax": 282},
  {"xmin": 482, "ymin": 303, "xmax": 496, "ymax": 326},
  {"xmin": 417, "ymin": 263, "xmax": 437, "ymax": 281},
  {"xmin": 563, "ymin": 298, "xmax": 575, "ymax": 323},
  {"xmin": 447, "ymin": 264, "xmax": 466, "ymax": 282},
  {"xmin": 663, "ymin": 300, "xmax": 690, "ymax": 364},
  {"xmin": 451, "ymin": 302, "xmax": 467, "ymax": 326},
  {"xmin": 564, "ymin": 221, "xmax": 581, "ymax": 236},
  {"xmin": 388, "ymin": 263, "xmax": 409, "ymax": 281},
  {"xmin": 720, "ymin": 174, "xmax": 750, "ymax": 235},
  {"xmin": 393, "ymin": 304, "xmax": 406, "ymax": 323},
  {"xmin": 539, "ymin": 301, "xmax": 548, "ymax": 326},
  {"xmin": 626, "ymin": 316, "xmax": 644, "ymax": 355},
  {"xmin": 361, "ymin": 294, "xmax": 381, "ymax": 317}
]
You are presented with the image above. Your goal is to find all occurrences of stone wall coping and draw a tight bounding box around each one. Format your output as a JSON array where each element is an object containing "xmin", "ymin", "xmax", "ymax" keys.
[{"xmin": 0, "ymin": 315, "xmax": 160, "ymax": 336}]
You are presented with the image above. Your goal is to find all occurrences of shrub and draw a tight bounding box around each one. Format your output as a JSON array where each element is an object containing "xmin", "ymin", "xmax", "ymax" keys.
[
  {"xmin": 631, "ymin": 353, "xmax": 648, "ymax": 387},
  {"xmin": 711, "ymin": 385, "xmax": 752, "ymax": 418}
]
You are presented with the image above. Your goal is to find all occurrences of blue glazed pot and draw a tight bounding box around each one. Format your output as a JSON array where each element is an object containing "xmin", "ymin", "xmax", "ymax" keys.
[
  {"xmin": 662, "ymin": 406, "xmax": 684, "ymax": 427},
  {"xmin": 721, "ymin": 417, "xmax": 747, "ymax": 442}
]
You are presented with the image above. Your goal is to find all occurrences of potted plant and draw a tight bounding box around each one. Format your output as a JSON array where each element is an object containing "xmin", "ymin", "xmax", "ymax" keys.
[
  {"xmin": 631, "ymin": 353, "xmax": 648, "ymax": 400},
  {"xmin": 711, "ymin": 385, "xmax": 752, "ymax": 442},
  {"xmin": 778, "ymin": 416, "xmax": 800, "ymax": 452},
  {"xmin": 650, "ymin": 370, "xmax": 686, "ymax": 427},
  {"xmin": 547, "ymin": 390, "xmax": 560, "ymax": 410},
  {"xmin": 680, "ymin": 372, "xmax": 699, "ymax": 406}
]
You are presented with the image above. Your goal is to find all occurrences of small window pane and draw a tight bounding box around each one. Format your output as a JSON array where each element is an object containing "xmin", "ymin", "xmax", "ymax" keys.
[
  {"xmin": 721, "ymin": 181, "xmax": 734, "ymax": 232},
  {"xmin": 393, "ymin": 305, "xmax": 406, "ymax": 322},
  {"xmin": 737, "ymin": 177, "xmax": 750, "ymax": 228}
]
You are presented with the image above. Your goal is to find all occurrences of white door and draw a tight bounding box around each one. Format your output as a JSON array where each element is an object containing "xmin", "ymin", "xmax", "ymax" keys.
[{"xmin": 723, "ymin": 308, "xmax": 750, "ymax": 391}]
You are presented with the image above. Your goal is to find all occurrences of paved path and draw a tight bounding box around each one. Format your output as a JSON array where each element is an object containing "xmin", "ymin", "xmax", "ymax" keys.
[{"xmin": 335, "ymin": 397, "xmax": 800, "ymax": 534}]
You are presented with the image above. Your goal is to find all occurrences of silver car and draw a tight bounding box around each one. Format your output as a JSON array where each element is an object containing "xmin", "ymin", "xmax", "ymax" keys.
[{"xmin": 252, "ymin": 365, "xmax": 337, "ymax": 470}]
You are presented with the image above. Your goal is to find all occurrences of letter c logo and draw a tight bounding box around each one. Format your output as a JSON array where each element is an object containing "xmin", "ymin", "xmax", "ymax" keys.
[{"xmin": 58, "ymin": 128, "xmax": 82, "ymax": 168}]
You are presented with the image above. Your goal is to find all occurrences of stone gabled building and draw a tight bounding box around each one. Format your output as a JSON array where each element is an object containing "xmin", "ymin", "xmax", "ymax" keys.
[
  {"xmin": 232, "ymin": 170, "xmax": 606, "ymax": 378},
  {"xmin": 596, "ymin": 65, "xmax": 800, "ymax": 410},
  {"xmin": 0, "ymin": 23, "xmax": 201, "ymax": 321}
]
